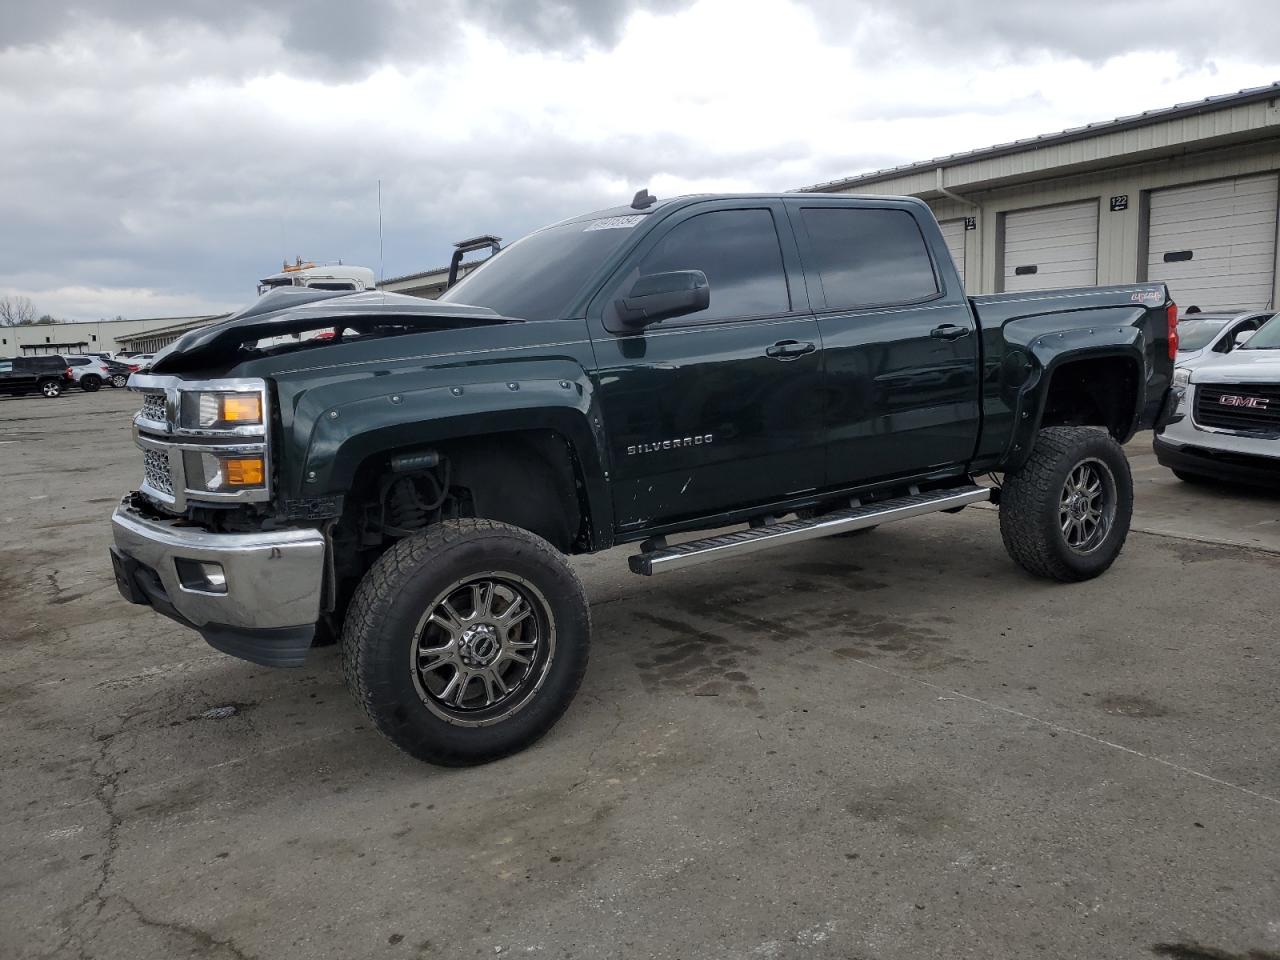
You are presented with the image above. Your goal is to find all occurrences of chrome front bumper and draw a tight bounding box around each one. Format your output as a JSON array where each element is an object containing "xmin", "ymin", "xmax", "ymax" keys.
[{"xmin": 110, "ymin": 498, "xmax": 326, "ymax": 666}]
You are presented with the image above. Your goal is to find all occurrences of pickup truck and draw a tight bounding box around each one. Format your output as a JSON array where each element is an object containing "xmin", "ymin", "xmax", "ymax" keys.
[{"xmin": 109, "ymin": 192, "xmax": 1177, "ymax": 766}]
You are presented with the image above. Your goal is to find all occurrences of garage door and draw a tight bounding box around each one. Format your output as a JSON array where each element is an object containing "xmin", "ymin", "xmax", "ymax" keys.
[
  {"xmin": 1146, "ymin": 174, "xmax": 1279, "ymax": 311},
  {"xmin": 938, "ymin": 219, "xmax": 966, "ymax": 284},
  {"xmin": 1002, "ymin": 200, "xmax": 1099, "ymax": 292}
]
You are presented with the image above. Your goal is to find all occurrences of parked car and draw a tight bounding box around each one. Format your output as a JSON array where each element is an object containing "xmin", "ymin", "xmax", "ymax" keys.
[
  {"xmin": 1171, "ymin": 310, "xmax": 1274, "ymax": 388},
  {"xmin": 103, "ymin": 359, "xmax": 133, "ymax": 388},
  {"xmin": 65, "ymin": 355, "xmax": 116, "ymax": 392},
  {"xmin": 1156, "ymin": 312, "xmax": 1280, "ymax": 486},
  {"xmin": 131, "ymin": 353, "xmax": 157, "ymax": 372},
  {"xmin": 0, "ymin": 355, "xmax": 70, "ymax": 398},
  {"xmin": 110, "ymin": 191, "xmax": 1176, "ymax": 767}
]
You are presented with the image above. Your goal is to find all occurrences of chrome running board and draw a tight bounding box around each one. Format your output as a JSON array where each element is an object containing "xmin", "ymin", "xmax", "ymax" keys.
[{"xmin": 628, "ymin": 485, "xmax": 992, "ymax": 576}]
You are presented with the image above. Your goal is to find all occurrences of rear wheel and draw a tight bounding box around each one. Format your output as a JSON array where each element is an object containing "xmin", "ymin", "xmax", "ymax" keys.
[
  {"xmin": 342, "ymin": 519, "xmax": 590, "ymax": 766},
  {"xmin": 109, "ymin": 374, "xmax": 128, "ymax": 388},
  {"xmin": 80, "ymin": 375, "xmax": 101, "ymax": 392},
  {"xmin": 999, "ymin": 426, "xmax": 1132, "ymax": 582},
  {"xmin": 38, "ymin": 379, "xmax": 63, "ymax": 398}
]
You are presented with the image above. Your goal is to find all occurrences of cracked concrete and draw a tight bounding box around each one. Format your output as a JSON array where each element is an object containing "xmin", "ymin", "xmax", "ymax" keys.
[{"xmin": 3, "ymin": 388, "xmax": 1280, "ymax": 960}]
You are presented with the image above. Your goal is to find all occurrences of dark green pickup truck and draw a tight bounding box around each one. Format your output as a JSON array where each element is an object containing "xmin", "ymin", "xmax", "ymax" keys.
[{"xmin": 110, "ymin": 192, "xmax": 1177, "ymax": 765}]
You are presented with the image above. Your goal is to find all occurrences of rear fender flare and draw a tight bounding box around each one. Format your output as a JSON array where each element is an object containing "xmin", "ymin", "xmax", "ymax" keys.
[{"xmin": 1005, "ymin": 320, "xmax": 1148, "ymax": 472}]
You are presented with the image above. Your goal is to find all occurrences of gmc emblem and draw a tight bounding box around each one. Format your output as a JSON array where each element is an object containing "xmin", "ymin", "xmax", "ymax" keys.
[{"xmin": 1218, "ymin": 395, "xmax": 1269, "ymax": 409}]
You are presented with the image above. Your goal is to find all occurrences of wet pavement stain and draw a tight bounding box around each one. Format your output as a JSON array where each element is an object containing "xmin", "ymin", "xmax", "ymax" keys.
[
  {"xmin": 629, "ymin": 611, "xmax": 761, "ymax": 704},
  {"xmin": 844, "ymin": 781, "xmax": 969, "ymax": 838},
  {"xmin": 829, "ymin": 614, "xmax": 962, "ymax": 671},
  {"xmin": 1152, "ymin": 943, "xmax": 1280, "ymax": 960},
  {"xmin": 1101, "ymin": 694, "xmax": 1168, "ymax": 718}
]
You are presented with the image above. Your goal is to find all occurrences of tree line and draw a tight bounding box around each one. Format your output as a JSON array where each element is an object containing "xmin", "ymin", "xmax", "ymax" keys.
[{"xmin": 0, "ymin": 295, "xmax": 126, "ymax": 326}]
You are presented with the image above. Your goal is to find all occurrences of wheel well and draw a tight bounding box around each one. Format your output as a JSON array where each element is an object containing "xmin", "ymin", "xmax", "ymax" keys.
[
  {"xmin": 1038, "ymin": 356, "xmax": 1138, "ymax": 440},
  {"xmin": 442, "ymin": 432, "xmax": 586, "ymax": 552},
  {"xmin": 325, "ymin": 430, "xmax": 589, "ymax": 634}
]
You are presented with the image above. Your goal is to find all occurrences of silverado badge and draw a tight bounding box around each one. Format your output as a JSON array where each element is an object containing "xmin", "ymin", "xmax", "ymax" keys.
[{"xmin": 627, "ymin": 434, "xmax": 714, "ymax": 455}]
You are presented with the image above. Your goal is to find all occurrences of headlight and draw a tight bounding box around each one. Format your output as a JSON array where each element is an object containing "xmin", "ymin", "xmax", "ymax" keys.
[
  {"xmin": 182, "ymin": 392, "xmax": 263, "ymax": 429},
  {"xmin": 1172, "ymin": 367, "xmax": 1191, "ymax": 387},
  {"xmin": 181, "ymin": 451, "xmax": 266, "ymax": 491}
]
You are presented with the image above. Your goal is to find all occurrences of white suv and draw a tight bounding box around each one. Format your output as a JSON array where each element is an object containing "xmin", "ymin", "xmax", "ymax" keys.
[
  {"xmin": 1155, "ymin": 314, "xmax": 1280, "ymax": 486},
  {"xmin": 65, "ymin": 356, "xmax": 115, "ymax": 392}
]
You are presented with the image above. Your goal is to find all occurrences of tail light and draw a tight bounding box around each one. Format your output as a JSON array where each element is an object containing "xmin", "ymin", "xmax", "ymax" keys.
[{"xmin": 1166, "ymin": 302, "xmax": 1178, "ymax": 360}]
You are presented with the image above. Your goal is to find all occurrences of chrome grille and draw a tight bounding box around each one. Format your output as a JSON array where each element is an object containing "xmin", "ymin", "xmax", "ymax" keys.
[
  {"xmin": 1194, "ymin": 383, "xmax": 1280, "ymax": 434},
  {"xmin": 140, "ymin": 393, "xmax": 167, "ymax": 423},
  {"xmin": 143, "ymin": 449, "xmax": 174, "ymax": 496}
]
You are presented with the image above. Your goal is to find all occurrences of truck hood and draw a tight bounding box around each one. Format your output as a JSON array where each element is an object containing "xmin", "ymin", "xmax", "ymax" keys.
[
  {"xmin": 151, "ymin": 288, "xmax": 518, "ymax": 374},
  {"xmin": 1191, "ymin": 349, "xmax": 1280, "ymax": 384}
]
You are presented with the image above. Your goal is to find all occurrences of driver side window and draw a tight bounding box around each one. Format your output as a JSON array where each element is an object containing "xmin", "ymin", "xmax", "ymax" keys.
[{"xmin": 617, "ymin": 208, "xmax": 790, "ymax": 326}]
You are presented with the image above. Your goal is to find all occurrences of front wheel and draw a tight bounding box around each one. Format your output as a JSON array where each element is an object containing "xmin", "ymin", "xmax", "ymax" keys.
[
  {"xmin": 999, "ymin": 426, "xmax": 1132, "ymax": 582},
  {"xmin": 341, "ymin": 519, "xmax": 590, "ymax": 766}
]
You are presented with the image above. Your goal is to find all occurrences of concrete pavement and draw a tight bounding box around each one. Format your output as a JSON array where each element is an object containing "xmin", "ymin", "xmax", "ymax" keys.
[{"xmin": 2, "ymin": 388, "xmax": 1277, "ymax": 960}]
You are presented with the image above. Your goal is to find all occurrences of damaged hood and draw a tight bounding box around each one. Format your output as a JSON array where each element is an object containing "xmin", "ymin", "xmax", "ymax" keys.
[{"xmin": 151, "ymin": 288, "xmax": 519, "ymax": 373}]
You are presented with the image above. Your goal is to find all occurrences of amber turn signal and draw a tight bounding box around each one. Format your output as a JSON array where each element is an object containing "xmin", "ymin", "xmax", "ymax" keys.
[
  {"xmin": 223, "ymin": 457, "xmax": 265, "ymax": 486},
  {"xmin": 222, "ymin": 395, "xmax": 262, "ymax": 423}
]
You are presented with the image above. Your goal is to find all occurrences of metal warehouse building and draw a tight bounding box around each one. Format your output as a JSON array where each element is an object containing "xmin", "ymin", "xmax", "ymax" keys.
[{"xmin": 803, "ymin": 82, "xmax": 1280, "ymax": 311}]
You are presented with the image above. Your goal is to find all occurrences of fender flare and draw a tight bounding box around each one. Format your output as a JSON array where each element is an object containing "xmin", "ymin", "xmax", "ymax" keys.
[
  {"xmin": 296, "ymin": 374, "xmax": 615, "ymax": 549},
  {"xmin": 1004, "ymin": 328, "xmax": 1147, "ymax": 473}
]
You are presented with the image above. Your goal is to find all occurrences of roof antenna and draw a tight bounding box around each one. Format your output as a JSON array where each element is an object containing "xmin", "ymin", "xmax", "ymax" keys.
[
  {"xmin": 631, "ymin": 188, "xmax": 657, "ymax": 210},
  {"xmin": 377, "ymin": 178, "xmax": 384, "ymax": 285}
]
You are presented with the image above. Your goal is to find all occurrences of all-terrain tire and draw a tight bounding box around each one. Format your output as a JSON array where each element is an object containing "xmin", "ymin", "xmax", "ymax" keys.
[
  {"xmin": 999, "ymin": 426, "xmax": 1133, "ymax": 582},
  {"xmin": 341, "ymin": 519, "xmax": 590, "ymax": 766}
]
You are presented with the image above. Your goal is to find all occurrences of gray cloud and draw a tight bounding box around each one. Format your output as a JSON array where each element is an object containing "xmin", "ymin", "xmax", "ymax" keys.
[
  {"xmin": 2, "ymin": 0, "xmax": 690, "ymax": 81},
  {"xmin": 805, "ymin": 0, "xmax": 1280, "ymax": 64},
  {"xmin": 8, "ymin": 0, "xmax": 1279, "ymax": 76},
  {"xmin": 0, "ymin": 38, "xmax": 839, "ymax": 316}
]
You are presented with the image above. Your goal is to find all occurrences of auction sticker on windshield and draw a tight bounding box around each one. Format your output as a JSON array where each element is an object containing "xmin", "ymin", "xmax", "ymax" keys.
[{"xmin": 585, "ymin": 215, "xmax": 645, "ymax": 231}]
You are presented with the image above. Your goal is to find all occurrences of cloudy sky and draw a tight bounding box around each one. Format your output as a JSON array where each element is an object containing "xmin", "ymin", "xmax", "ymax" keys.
[{"xmin": 2, "ymin": 0, "xmax": 1277, "ymax": 321}]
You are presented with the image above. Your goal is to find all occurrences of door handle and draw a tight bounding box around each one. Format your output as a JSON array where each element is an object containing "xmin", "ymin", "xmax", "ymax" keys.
[
  {"xmin": 930, "ymin": 324, "xmax": 971, "ymax": 341},
  {"xmin": 765, "ymin": 340, "xmax": 817, "ymax": 360}
]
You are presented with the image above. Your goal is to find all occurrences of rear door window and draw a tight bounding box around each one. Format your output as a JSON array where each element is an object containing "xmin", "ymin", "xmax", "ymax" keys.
[
  {"xmin": 628, "ymin": 208, "xmax": 790, "ymax": 324},
  {"xmin": 800, "ymin": 208, "xmax": 940, "ymax": 311}
]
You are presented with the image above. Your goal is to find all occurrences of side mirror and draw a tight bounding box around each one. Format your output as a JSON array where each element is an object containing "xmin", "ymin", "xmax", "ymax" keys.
[
  {"xmin": 616, "ymin": 270, "xmax": 709, "ymax": 326},
  {"xmin": 1234, "ymin": 330, "xmax": 1255, "ymax": 347}
]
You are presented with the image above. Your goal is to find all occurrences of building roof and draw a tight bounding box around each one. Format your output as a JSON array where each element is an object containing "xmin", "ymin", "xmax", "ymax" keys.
[
  {"xmin": 798, "ymin": 81, "xmax": 1280, "ymax": 193},
  {"xmin": 116, "ymin": 313, "xmax": 228, "ymax": 341},
  {"xmin": 379, "ymin": 260, "xmax": 481, "ymax": 288}
]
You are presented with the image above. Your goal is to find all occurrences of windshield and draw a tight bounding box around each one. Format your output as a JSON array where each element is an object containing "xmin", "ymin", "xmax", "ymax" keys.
[
  {"xmin": 1240, "ymin": 314, "xmax": 1280, "ymax": 349},
  {"xmin": 1176, "ymin": 317, "xmax": 1231, "ymax": 351},
  {"xmin": 438, "ymin": 216, "xmax": 643, "ymax": 320}
]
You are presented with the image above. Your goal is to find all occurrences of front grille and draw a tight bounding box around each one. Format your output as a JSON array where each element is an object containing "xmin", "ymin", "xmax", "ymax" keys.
[
  {"xmin": 143, "ymin": 449, "xmax": 174, "ymax": 496},
  {"xmin": 140, "ymin": 393, "xmax": 166, "ymax": 423},
  {"xmin": 1194, "ymin": 383, "xmax": 1280, "ymax": 434}
]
